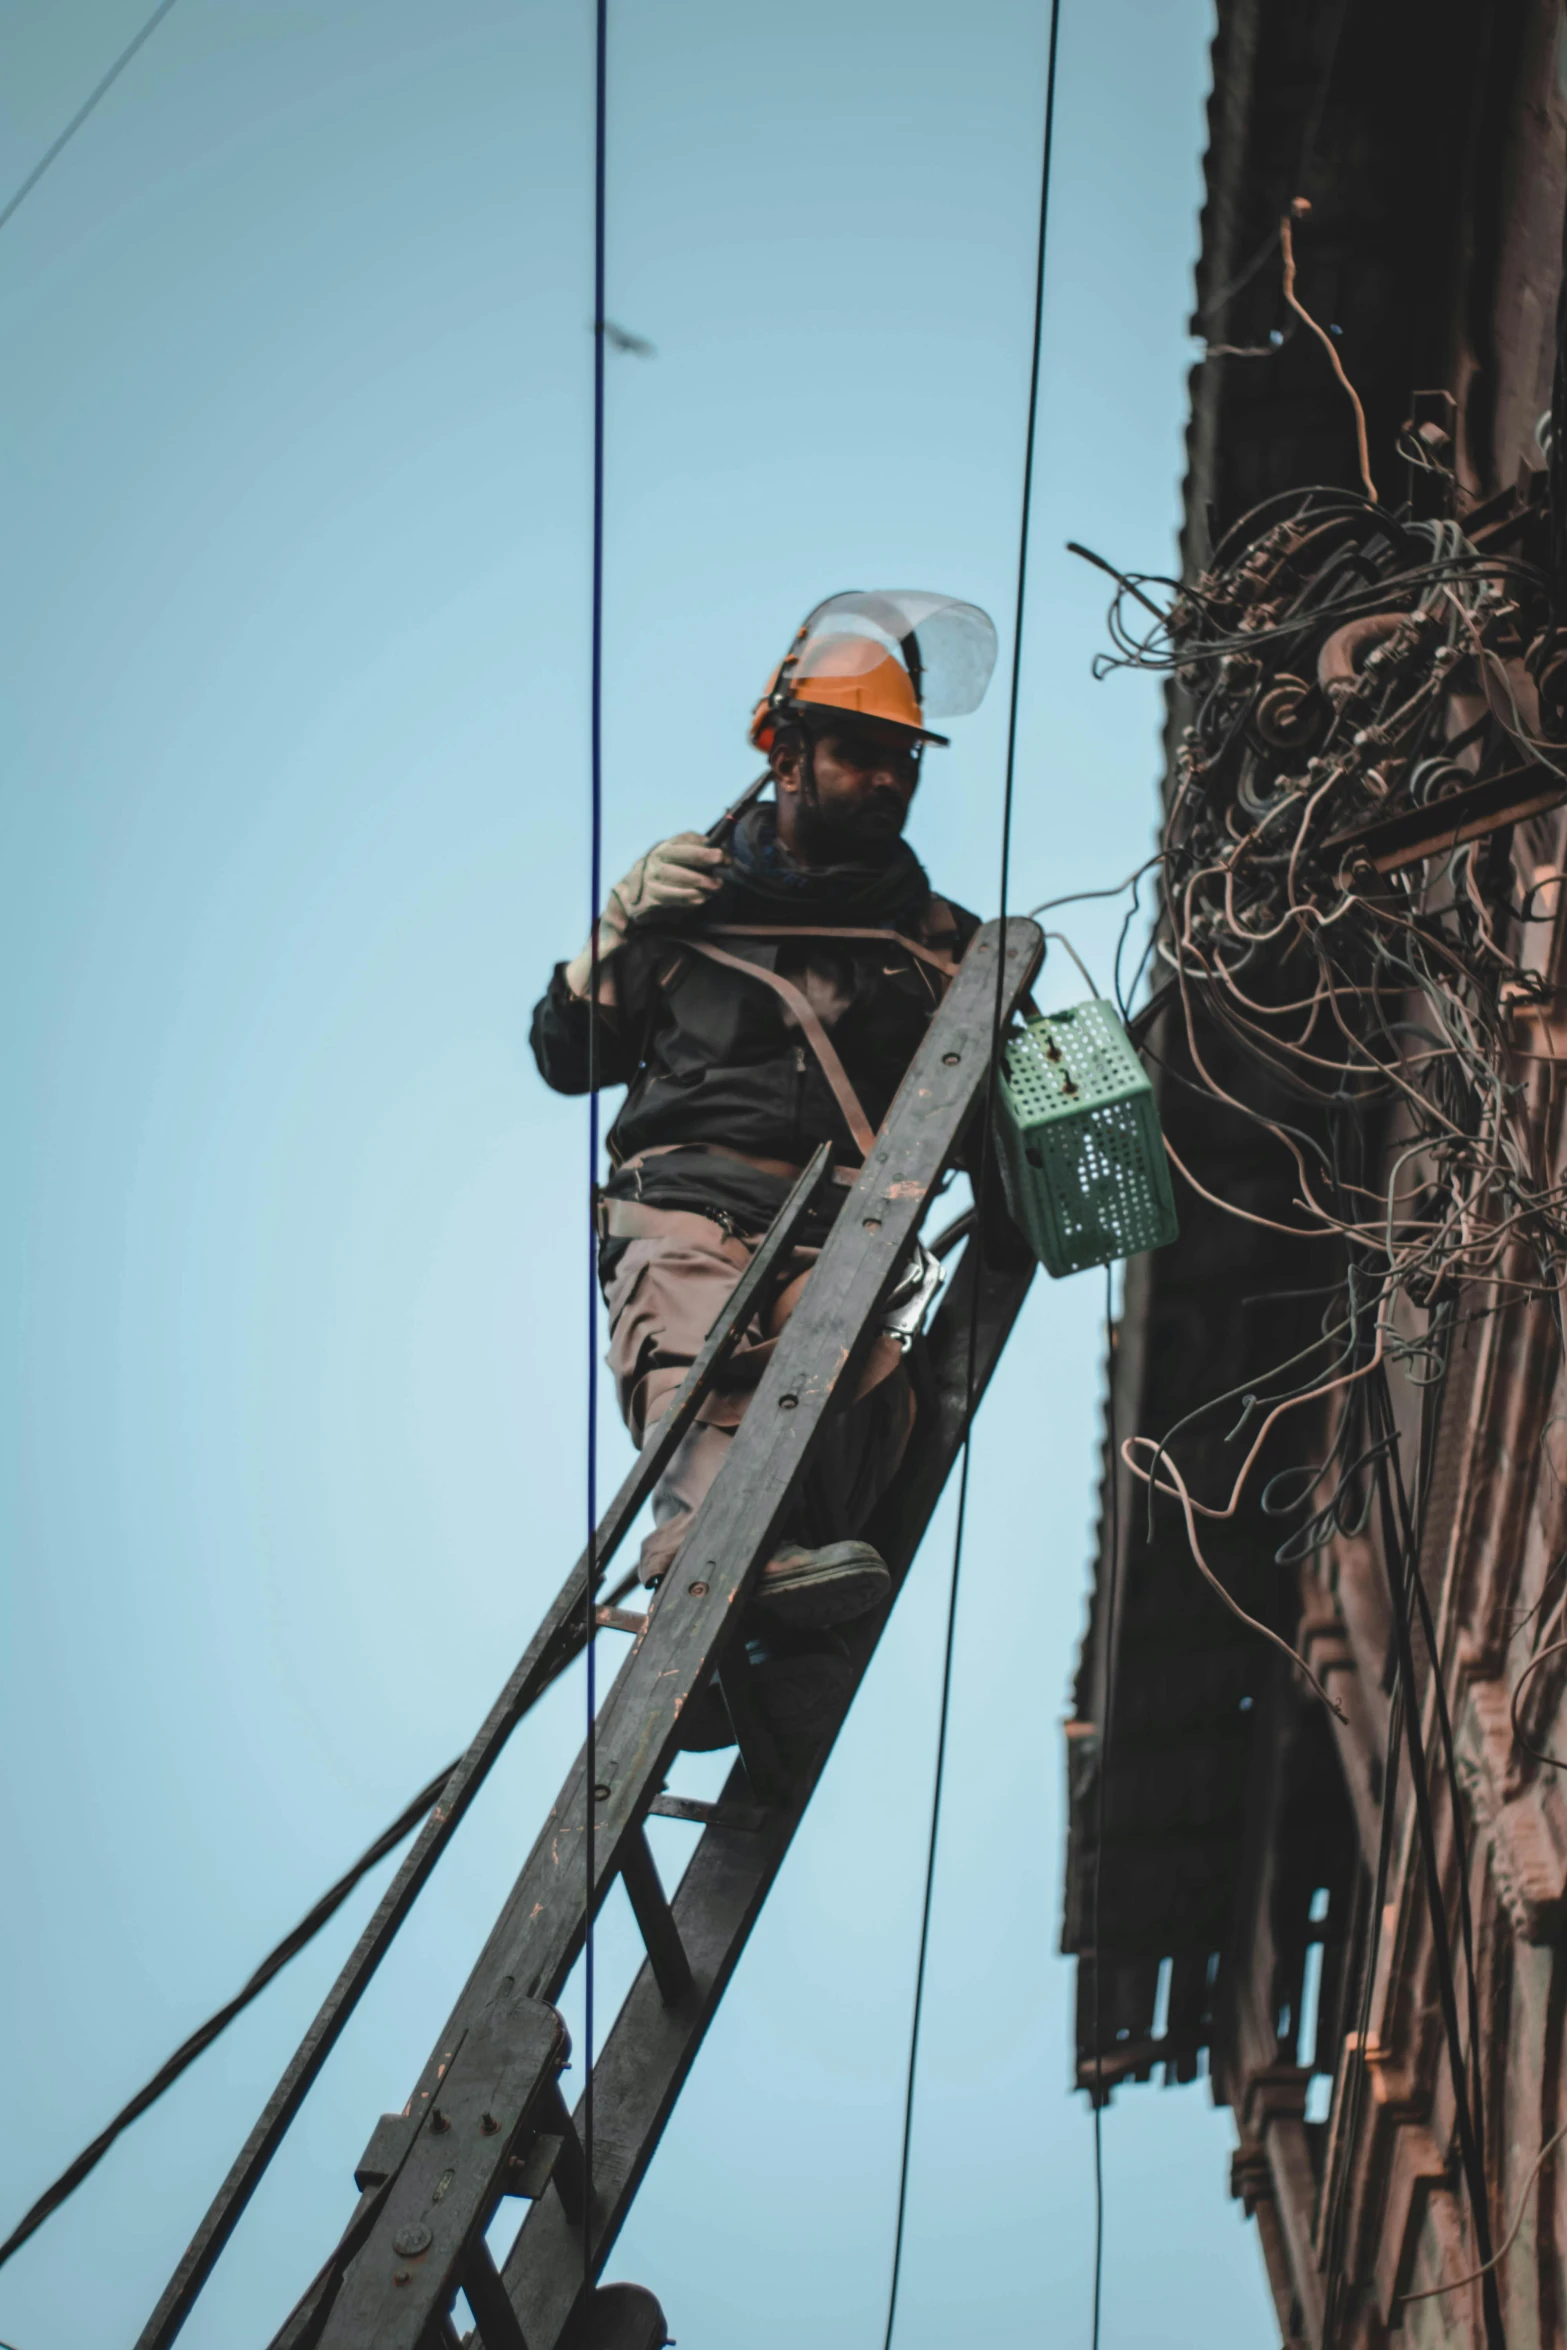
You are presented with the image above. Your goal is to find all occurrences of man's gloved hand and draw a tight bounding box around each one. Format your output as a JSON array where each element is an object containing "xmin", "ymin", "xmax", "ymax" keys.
[
  {"xmin": 565, "ymin": 832, "xmax": 724, "ymax": 999},
  {"xmin": 600, "ymin": 833, "xmax": 724, "ymax": 947}
]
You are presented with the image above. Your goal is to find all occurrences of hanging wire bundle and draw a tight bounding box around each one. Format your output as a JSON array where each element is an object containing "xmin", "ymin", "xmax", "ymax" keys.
[
  {"xmin": 1082, "ymin": 475, "xmax": 1567, "ymax": 2340},
  {"xmin": 1105, "ymin": 476, "xmax": 1567, "ymax": 1327},
  {"xmin": 1075, "ymin": 470, "xmax": 1567, "ymax": 1677}
]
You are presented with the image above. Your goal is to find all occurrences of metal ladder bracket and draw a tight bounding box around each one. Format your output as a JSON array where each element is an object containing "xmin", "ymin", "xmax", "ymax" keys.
[{"xmin": 318, "ymin": 2001, "xmax": 566, "ymax": 2350}]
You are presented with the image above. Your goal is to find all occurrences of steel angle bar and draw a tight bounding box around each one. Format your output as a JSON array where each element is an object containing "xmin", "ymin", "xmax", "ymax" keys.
[
  {"xmin": 135, "ymin": 1148, "xmax": 836, "ymax": 2350},
  {"xmin": 280, "ymin": 916, "xmax": 1039, "ymax": 2350}
]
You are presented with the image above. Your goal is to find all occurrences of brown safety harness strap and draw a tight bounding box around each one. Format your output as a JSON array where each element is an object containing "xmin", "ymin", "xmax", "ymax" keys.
[
  {"xmin": 615, "ymin": 1142, "xmax": 859, "ymax": 1188},
  {"xmin": 704, "ymin": 922, "xmax": 962, "ymax": 979},
  {"xmin": 679, "ymin": 937, "xmax": 879, "ymax": 1158}
]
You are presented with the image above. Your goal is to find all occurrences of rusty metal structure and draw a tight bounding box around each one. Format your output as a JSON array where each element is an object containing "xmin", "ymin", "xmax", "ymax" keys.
[{"xmin": 1062, "ymin": 4, "xmax": 1567, "ymax": 2344}]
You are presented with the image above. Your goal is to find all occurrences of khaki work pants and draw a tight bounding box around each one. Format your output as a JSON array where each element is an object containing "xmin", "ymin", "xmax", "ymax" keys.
[{"xmin": 601, "ymin": 1216, "xmax": 915, "ymax": 1585}]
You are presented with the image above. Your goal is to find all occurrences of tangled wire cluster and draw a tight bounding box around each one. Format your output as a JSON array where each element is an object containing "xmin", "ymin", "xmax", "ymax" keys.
[
  {"xmin": 1082, "ymin": 478, "xmax": 1567, "ymax": 1692},
  {"xmin": 1103, "ymin": 482, "xmax": 1567, "ymax": 1317}
]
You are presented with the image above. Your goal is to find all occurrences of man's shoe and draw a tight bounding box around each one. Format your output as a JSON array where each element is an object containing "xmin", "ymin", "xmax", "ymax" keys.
[
  {"xmin": 753, "ymin": 1540, "xmax": 891, "ymax": 1629},
  {"xmin": 677, "ymin": 1639, "xmax": 855, "ymax": 1751}
]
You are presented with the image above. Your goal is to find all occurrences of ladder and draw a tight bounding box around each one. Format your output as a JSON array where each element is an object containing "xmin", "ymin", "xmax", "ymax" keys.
[{"xmin": 137, "ymin": 916, "xmax": 1041, "ymax": 2350}]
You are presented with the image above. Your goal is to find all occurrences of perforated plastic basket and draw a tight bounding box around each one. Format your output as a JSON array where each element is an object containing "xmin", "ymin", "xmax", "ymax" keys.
[{"xmin": 995, "ymin": 999, "xmax": 1179, "ymax": 1277}]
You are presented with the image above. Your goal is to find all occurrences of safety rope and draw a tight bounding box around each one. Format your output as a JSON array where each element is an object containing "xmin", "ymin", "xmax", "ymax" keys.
[{"xmin": 881, "ymin": 4, "xmax": 1062, "ymax": 2338}]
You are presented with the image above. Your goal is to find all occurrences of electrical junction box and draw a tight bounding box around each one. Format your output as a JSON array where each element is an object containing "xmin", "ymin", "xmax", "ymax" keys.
[{"xmin": 994, "ymin": 999, "xmax": 1180, "ymax": 1278}]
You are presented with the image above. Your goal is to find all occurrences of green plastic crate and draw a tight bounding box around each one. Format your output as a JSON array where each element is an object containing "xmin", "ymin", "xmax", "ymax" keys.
[{"xmin": 995, "ymin": 999, "xmax": 1180, "ymax": 1277}]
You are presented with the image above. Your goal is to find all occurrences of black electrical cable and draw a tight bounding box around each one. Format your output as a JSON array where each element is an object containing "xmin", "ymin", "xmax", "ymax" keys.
[
  {"xmin": 0, "ymin": 1755, "xmax": 457, "ymax": 2274},
  {"xmin": 0, "ymin": 0, "xmax": 184, "ymax": 236},
  {"xmin": 1367, "ymin": 1374, "xmax": 1508, "ymax": 2350},
  {"xmin": 1378, "ymin": 1351, "xmax": 1493, "ymax": 2232},
  {"xmin": 879, "ymin": 1424, "xmax": 977, "ymax": 2350},
  {"xmin": 880, "ymin": 8, "xmax": 1060, "ymax": 2339},
  {"xmin": 582, "ymin": 0, "xmax": 610, "ymax": 2311},
  {"xmin": 1320, "ymin": 1679, "xmax": 1402, "ymax": 2342},
  {"xmin": 1090, "ymin": 1263, "xmax": 1120, "ymax": 2350}
]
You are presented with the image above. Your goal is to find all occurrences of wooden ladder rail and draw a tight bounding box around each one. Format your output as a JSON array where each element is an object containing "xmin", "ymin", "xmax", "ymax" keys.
[
  {"xmin": 205, "ymin": 915, "xmax": 1038, "ymax": 2350},
  {"xmin": 496, "ymin": 1224, "xmax": 1032, "ymax": 2350},
  {"xmin": 135, "ymin": 1152, "xmax": 841, "ymax": 2350}
]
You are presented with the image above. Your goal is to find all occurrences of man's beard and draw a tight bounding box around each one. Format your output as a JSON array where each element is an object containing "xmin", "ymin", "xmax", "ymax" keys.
[{"xmin": 794, "ymin": 787, "xmax": 907, "ymax": 867}]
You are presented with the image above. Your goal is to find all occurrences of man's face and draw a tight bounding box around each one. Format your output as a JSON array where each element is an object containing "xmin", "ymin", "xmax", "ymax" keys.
[{"xmin": 775, "ymin": 726, "xmax": 921, "ymax": 860}]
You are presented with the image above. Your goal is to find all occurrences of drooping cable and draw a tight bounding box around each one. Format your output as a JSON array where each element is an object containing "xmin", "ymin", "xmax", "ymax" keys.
[
  {"xmin": 0, "ymin": 0, "xmax": 183, "ymax": 236},
  {"xmin": 582, "ymin": 0, "xmax": 610, "ymax": 2308},
  {"xmin": 0, "ymin": 1755, "xmax": 457, "ymax": 2272},
  {"xmin": 880, "ymin": 8, "xmax": 1061, "ymax": 2339}
]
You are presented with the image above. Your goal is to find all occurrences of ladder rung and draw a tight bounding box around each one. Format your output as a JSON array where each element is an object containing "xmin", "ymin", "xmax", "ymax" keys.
[
  {"xmin": 619, "ymin": 1828, "xmax": 694, "ymax": 2006},
  {"xmin": 502, "ymin": 2131, "xmax": 562, "ymax": 2200},
  {"xmin": 594, "ymin": 1605, "xmax": 646, "ymax": 1635},
  {"xmin": 462, "ymin": 2236, "xmax": 530, "ymax": 2350},
  {"xmin": 538, "ymin": 2081, "xmax": 588, "ymax": 2225},
  {"xmin": 647, "ymin": 1791, "xmax": 768, "ymax": 1832}
]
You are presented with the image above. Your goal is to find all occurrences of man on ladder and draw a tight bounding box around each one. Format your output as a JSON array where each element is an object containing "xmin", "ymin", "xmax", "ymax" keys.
[{"xmin": 531, "ymin": 590, "xmax": 998, "ymax": 1743}]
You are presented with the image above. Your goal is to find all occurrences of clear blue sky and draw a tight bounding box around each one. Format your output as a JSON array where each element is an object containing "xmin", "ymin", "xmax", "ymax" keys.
[{"xmin": 0, "ymin": 3, "xmax": 1277, "ymax": 2345}]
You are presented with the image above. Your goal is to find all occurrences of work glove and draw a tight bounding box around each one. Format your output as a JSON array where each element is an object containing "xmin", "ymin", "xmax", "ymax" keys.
[
  {"xmin": 599, "ymin": 833, "xmax": 724, "ymax": 948},
  {"xmin": 565, "ymin": 832, "xmax": 724, "ymax": 999}
]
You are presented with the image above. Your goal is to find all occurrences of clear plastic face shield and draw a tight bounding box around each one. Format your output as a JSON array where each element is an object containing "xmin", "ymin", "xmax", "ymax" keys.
[{"xmin": 789, "ymin": 591, "xmax": 1000, "ymax": 732}]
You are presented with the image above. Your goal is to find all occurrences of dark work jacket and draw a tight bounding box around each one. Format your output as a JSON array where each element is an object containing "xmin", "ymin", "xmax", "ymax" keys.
[{"xmin": 530, "ymin": 825, "xmax": 981, "ymax": 1236}]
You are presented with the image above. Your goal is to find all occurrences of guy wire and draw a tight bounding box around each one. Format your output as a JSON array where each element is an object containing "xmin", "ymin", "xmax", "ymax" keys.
[
  {"xmin": 881, "ymin": 2, "xmax": 1061, "ymax": 2338},
  {"xmin": 583, "ymin": 0, "xmax": 610, "ymax": 2307}
]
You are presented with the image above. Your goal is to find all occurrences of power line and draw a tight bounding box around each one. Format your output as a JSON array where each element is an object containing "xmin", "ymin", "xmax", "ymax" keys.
[
  {"xmin": 881, "ymin": 5, "xmax": 1062, "ymax": 2338},
  {"xmin": 582, "ymin": 0, "xmax": 611, "ymax": 2313},
  {"xmin": 0, "ymin": 1755, "xmax": 455, "ymax": 2273},
  {"xmin": 1367, "ymin": 1374, "xmax": 1508, "ymax": 2350},
  {"xmin": 0, "ymin": 0, "xmax": 184, "ymax": 238},
  {"xmin": 1090, "ymin": 1263, "xmax": 1119, "ymax": 2350}
]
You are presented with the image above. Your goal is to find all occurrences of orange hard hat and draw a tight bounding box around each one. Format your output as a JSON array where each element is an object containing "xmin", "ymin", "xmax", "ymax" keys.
[{"xmin": 750, "ymin": 589, "xmax": 998, "ymax": 754}]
